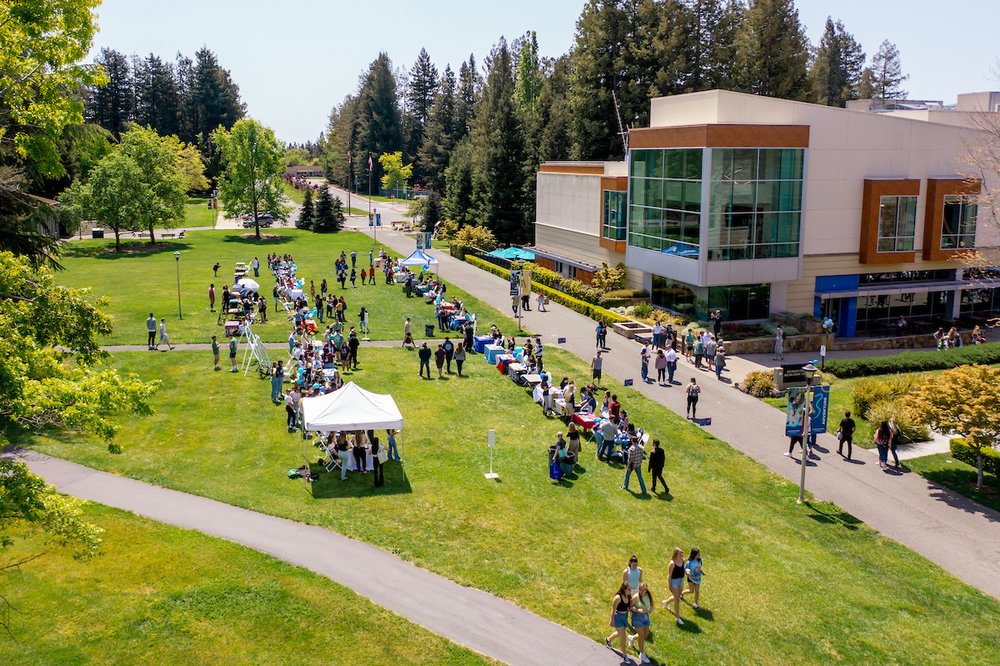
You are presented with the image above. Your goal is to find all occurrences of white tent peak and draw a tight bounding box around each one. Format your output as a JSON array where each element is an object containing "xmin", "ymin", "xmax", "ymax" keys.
[
  {"xmin": 400, "ymin": 249, "xmax": 439, "ymax": 267},
  {"xmin": 301, "ymin": 382, "xmax": 404, "ymax": 432}
]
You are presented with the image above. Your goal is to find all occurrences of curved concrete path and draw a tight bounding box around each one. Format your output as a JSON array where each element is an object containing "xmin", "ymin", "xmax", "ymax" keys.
[{"xmin": 12, "ymin": 450, "xmax": 620, "ymax": 666}]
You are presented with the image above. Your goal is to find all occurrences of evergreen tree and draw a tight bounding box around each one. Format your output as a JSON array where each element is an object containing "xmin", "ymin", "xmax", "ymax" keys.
[
  {"xmin": 455, "ymin": 55, "xmax": 481, "ymax": 139},
  {"xmin": 320, "ymin": 95, "xmax": 359, "ymax": 189},
  {"xmin": 809, "ymin": 18, "xmax": 865, "ymax": 107},
  {"xmin": 133, "ymin": 54, "xmax": 181, "ymax": 137},
  {"xmin": 443, "ymin": 139, "xmax": 476, "ymax": 226},
  {"xmin": 404, "ymin": 48, "xmax": 438, "ymax": 183},
  {"xmin": 182, "ymin": 47, "xmax": 245, "ymax": 147},
  {"xmin": 419, "ymin": 65, "xmax": 458, "ymax": 192},
  {"xmin": 514, "ymin": 32, "xmax": 543, "ymax": 115},
  {"xmin": 865, "ymin": 40, "xmax": 908, "ymax": 100},
  {"xmin": 354, "ymin": 53, "xmax": 403, "ymax": 195},
  {"xmin": 296, "ymin": 188, "xmax": 315, "ymax": 230},
  {"xmin": 653, "ymin": 0, "xmax": 742, "ymax": 95},
  {"xmin": 86, "ymin": 48, "xmax": 133, "ymax": 137},
  {"xmin": 537, "ymin": 55, "xmax": 574, "ymax": 162},
  {"xmin": 312, "ymin": 187, "xmax": 344, "ymax": 233},
  {"xmin": 733, "ymin": 0, "xmax": 810, "ymax": 100},
  {"xmin": 423, "ymin": 191, "xmax": 441, "ymax": 233}
]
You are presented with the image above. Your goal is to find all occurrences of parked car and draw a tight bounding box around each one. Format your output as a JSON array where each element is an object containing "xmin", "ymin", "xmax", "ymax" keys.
[{"xmin": 242, "ymin": 214, "xmax": 275, "ymax": 228}]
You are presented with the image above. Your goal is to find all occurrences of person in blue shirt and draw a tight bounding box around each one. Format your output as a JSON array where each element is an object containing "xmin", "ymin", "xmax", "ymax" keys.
[{"xmin": 681, "ymin": 548, "xmax": 704, "ymax": 610}]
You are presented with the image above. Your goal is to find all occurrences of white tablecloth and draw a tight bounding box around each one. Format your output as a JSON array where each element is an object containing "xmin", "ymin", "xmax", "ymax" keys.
[
  {"xmin": 287, "ymin": 288, "xmax": 304, "ymax": 299},
  {"xmin": 346, "ymin": 449, "xmax": 374, "ymax": 472}
]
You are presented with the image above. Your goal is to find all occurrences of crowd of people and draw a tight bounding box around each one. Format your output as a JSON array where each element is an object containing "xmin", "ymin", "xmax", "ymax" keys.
[{"xmin": 605, "ymin": 551, "xmax": 705, "ymax": 662}]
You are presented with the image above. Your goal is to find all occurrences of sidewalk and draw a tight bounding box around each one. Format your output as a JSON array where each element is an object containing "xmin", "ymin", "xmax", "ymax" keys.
[
  {"xmin": 12, "ymin": 450, "xmax": 619, "ymax": 666},
  {"xmin": 362, "ymin": 223, "xmax": 1000, "ymax": 601}
]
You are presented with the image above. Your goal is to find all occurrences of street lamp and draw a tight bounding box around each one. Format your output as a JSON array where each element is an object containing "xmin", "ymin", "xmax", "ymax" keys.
[
  {"xmin": 797, "ymin": 363, "xmax": 818, "ymax": 504},
  {"xmin": 174, "ymin": 251, "xmax": 183, "ymax": 320}
]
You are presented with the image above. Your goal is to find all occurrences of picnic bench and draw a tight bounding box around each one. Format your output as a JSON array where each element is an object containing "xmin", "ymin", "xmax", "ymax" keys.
[{"xmin": 160, "ymin": 230, "xmax": 186, "ymax": 239}]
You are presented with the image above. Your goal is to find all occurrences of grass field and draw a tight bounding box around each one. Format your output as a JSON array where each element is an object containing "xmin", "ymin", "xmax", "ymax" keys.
[
  {"xmin": 0, "ymin": 504, "xmax": 489, "ymax": 665},
  {"xmin": 906, "ymin": 453, "xmax": 1000, "ymax": 513},
  {"xmin": 21, "ymin": 348, "xmax": 1000, "ymax": 665},
  {"xmin": 282, "ymin": 182, "xmax": 305, "ymax": 204},
  {"xmin": 57, "ymin": 229, "xmax": 519, "ymax": 345},
  {"xmin": 347, "ymin": 207, "xmax": 369, "ymax": 216},
  {"xmin": 184, "ymin": 197, "xmax": 216, "ymax": 228}
]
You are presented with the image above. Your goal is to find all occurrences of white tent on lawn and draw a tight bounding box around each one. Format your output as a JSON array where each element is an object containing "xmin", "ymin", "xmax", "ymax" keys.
[
  {"xmin": 399, "ymin": 249, "xmax": 439, "ymax": 269},
  {"xmin": 300, "ymin": 382, "xmax": 406, "ymax": 458}
]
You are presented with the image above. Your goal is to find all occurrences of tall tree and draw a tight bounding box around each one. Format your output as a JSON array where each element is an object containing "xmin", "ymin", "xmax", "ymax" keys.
[
  {"xmin": 514, "ymin": 32, "xmax": 543, "ymax": 115},
  {"xmin": 182, "ymin": 47, "xmax": 245, "ymax": 146},
  {"xmin": 652, "ymin": 0, "xmax": 742, "ymax": 95},
  {"xmin": 62, "ymin": 150, "xmax": 149, "ymax": 251},
  {"xmin": 809, "ymin": 18, "xmax": 866, "ymax": 107},
  {"xmin": 85, "ymin": 48, "xmax": 133, "ymax": 137},
  {"xmin": 733, "ymin": 0, "xmax": 810, "ymax": 100},
  {"xmin": 537, "ymin": 55, "xmax": 574, "ymax": 163},
  {"xmin": 379, "ymin": 151, "xmax": 413, "ymax": 196},
  {"xmin": 213, "ymin": 119, "xmax": 287, "ymax": 240},
  {"xmin": 423, "ymin": 191, "xmax": 441, "ymax": 233},
  {"xmin": 354, "ymin": 54, "xmax": 403, "ymax": 195},
  {"xmin": 312, "ymin": 187, "xmax": 344, "ymax": 233},
  {"xmin": 296, "ymin": 187, "xmax": 314, "ymax": 230},
  {"xmin": 455, "ymin": 55, "xmax": 481, "ymax": 139},
  {"xmin": 320, "ymin": 95, "xmax": 359, "ymax": 189},
  {"xmin": 443, "ymin": 139, "xmax": 476, "ymax": 225},
  {"xmin": 133, "ymin": 54, "xmax": 181, "ymax": 137},
  {"xmin": 864, "ymin": 40, "xmax": 908, "ymax": 101},
  {"xmin": 419, "ymin": 65, "xmax": 458, "ymax": 192},
  {"xmin": 404, "ymin": 48, "xmax": 438, "ymax": 183}
]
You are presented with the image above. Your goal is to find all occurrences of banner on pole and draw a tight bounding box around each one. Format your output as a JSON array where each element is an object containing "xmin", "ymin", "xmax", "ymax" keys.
[
  {"xmin": 519, "ymin": 268, "xmax": 532, "ymax": 296},
  {"xmin": 810, "ymin": 385, "xmax": 830, "ymax": 434},
  {"xmin": 785, "ymin": 387, "xmax": 807, "ymax": 437},
  {"xmin": 509, "ymin": 270, "xmax": 520, "ymax": 296},
  {"xmin": 785, "ymin": 385, "xmax": 830, "ymax": 436}
]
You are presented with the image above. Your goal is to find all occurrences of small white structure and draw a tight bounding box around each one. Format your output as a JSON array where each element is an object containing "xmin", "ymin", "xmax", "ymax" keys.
[
  {"xmin": 301, "ymin": 382, "xmax": 405, "ymax": 459},
  {"xmin": 399, "ymin": 249, "xmax": 439, "ymax": 268}
]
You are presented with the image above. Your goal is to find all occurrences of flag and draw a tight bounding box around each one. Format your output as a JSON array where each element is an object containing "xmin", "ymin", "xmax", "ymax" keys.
[
  {"xmin": 347, "ymin": 150, "xmax": 352, "ymax": 164},
  {"xmin": 368, "ymin": 153, "xmax": 373, "ymax": 173}
]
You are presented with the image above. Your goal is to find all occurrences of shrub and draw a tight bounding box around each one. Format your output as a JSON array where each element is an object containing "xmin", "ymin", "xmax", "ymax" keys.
[
  {"xmin": 824, "ymin": 342, "xmax": 1000, "ymax": 378},
  {"xmin": 852, "ymin": 374, "xmax": 924, "ymax": 419},
  {"xmin": 761, "ymin": 322, "xmax": 801, "ymax": 337},
  {"xmin": 436, "ymin": 218, "xmax": 459, "ymax": 240},
  {"xmin": 604, "ymin": 288, "xmax": 649, "ymax": 301},
  {"xmin": 633, "ymin": 303, "xmax": 653, "ymax": 319},
  {"xmin": 742, "ymin": 370, "xmax": 777, "ymax": 398},
  {"xmin": 950, "ymin": 438, "xmax": 1000, "ymax": 478},
  {"xmin": 520, "ymin": 261, "xmax": 562, "ymax": 288},
  {"xmin": 452, "ymin": 224, "xmax": 497, "ymax": 252},
  {"xmin": 592, "ymin": 262, "xmax": 628, "ymax": 292},
  {"xmin": 864, "ymin": 399, "xmax": 930, "ymax": 444}
]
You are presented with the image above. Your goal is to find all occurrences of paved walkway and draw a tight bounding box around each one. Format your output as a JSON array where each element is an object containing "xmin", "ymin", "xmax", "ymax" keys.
[
  {"xmin": 351, "ymin": 218, "xmax": 1000, "ymax": 601},
  {"xmin": 12, "ymin": 450, "xmax": 620, "ymax": 666}
]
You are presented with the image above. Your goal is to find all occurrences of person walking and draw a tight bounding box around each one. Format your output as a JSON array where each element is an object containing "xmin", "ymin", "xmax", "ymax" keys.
[
  {"xmin": 228, "ymin": 336, "xmax": 238, "ymax": 372},
  {"xmin": 605, "ymin": 582, "xmax": 632, "ymax": 656},
  {"xmin": 591, "ymin": 351, "xmax": 604, "ymax": 386},
  {"xmin": 211, "ymin": 335, "xmax": 221, "ymax": 371},
  {"xmin": 359, "ymin": 307, "xmax": 371, "ymax": 336},
  {"xmin": 146, "ymin": 313, "xmax": 158, "ymax": 350},
  {"xmin": 371, "ymin": 436, "xmax": 385, "ymax": 487},
  {"xmin": 208, "ymin": 284, "xmax": 216, "ymax": 312},
  {"xmin": 654, "ymin": 349, "xmax": 667, "ymax": 385},
  {"xmin": 640, "ymin": 344, "xmax": 651, "ymax": 383},
  {"xmin": 454, "ymin": 343, "xmax": 467, "ymax": 377},
  {"xmin": 403, "ymin": 318, "xmax": 415, "ymax": 349},
  {"xmin": 443, "ymin": 337, "xmax": 455, "ymax": 373},
  {"xmin": 665, "ymin": 345, "xmax": 678, "ymax": 384},
  {"xmin": 662, "ymin": 547, "xmax": 687, "ymax": 625},
  {"xmin": 837, "ymin": 410, "xmax": 857, "ymax": 461},
  {"xmin": 648, "ymin": 439, "xmax": 669, "ymax": 494},
  {"xmin": 874, "ymin": 420, "xmax": 892, "ymax": 470},
  {"xmin": 418, "ymin": 342, "xmax": 432, "ymax": 379},
  {"xmin": 537, "ymin": 291, "xmax": 546, "ymax": 312},
  {"xmin": 681, "ymin": 547, "xmax": 704, "ymax": 610},
  {"xmin": 434, "ymin": 343, "xmax": 446, "ymax": 378},
  {"xmin": 623, "ymin": 555, "xmax": 643, "ymax": 591},
  {"xmin": 622, "ymin": 437, "xmax": 647, "ymax": 494},
  {"xmin": 252, "ymin": 256, "xmax": 259, "ymax": 277},
  {"xmin": 685, "ymin": 377, "xmax": 700, "ymax": 420},
  {"xmin": 350, "ymin": 249, "xmax": 357, "ymax": 268},
  {"xmin": 270, "ymin": 361, "xmax": 284, "ymax": 403},
  {"xmin": 714, "ymin": 343, "xmax": 726, "ymax": 380},
  {"xmin": 629, "ymin": 582, "xmax": 653, "ymax": 664},
  {"xmin": 158, "ymin": 318, "xmax": 174, "ymax": 350},
  {"xmin": 773, "ymin": 325, "xmax": 785, "ymax": 361},
  {"xmin": 888, "ymin": 416, "xmax": 902, "ymax": 467},
  {"xmin": 348, "ymin": 330, "xmax": 360, "ymax": 369}
]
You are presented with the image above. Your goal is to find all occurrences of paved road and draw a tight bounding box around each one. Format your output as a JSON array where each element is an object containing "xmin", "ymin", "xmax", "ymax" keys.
[
  {"xmin": 350, "ymin": 217, "xmax": 1000, "ymax": 601},
  {"xmin": 13, "ymin": 451, "xmax": 622, "ymax": 666}
]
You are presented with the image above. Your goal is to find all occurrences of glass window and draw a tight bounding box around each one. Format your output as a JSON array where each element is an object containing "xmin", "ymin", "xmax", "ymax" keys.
[
  {"xmin": 627, "ymin": 148, "xmax": 704, "ymax": 260},
  {"xmin": 652, "ymin": 276, "xmax": 700, "ymax": 317},
  {"xmin": 941, "ymin": 195, "xmax": 977, "ymax": 249},
  {"xmin": 708, "ymin": 284, "xmax": 771, "ymax": 320},
  {"xmin": 876, "ymin": 195, "xmax": 917, "ymax": 252},
  {"xmin": 602, "ymin": 190, "xmax": 627, "ymax": 241}
]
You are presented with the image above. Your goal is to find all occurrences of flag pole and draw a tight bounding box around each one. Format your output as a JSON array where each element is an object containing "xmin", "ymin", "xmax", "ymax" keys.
[{"xmin": 368, "ymin": 152, "xmax": 373, "ymax": 242}]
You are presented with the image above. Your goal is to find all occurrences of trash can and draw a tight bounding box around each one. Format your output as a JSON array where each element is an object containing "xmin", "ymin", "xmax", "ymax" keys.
[
  {"xmin": 424, "ymin": 323, "xmax": 435, "ymax": 337},
  {"xmin": 91, "ymin": 228, "xmax": 104, "ymax": 239}
]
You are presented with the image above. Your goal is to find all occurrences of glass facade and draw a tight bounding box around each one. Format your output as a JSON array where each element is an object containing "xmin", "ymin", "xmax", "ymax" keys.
[
  {"xmin": 628, "ymin": 149, "xmax": 702, "ymax": 258},
  {"xmin": 708, "ymin": 148, "xmax": 803, "ymax": 260},
  {"xmin": 877, "ymin": 195, "xmax": 917, "ymax": 252},
  {"xmin": 708, "ymin": 284, "xmax": 771, "ymax": 321},
  {"xmin": 941, "ymin": 195, "xmax": 977, "ymax": 249},
  {"xmin": 651, "ymin": 276, "xmax": 699, "ymax": 317},
  {"xmin": 855, "ymin": 291, "xmax": 950, "ymax": 333},
  {"xmin": 860, "ymin": 269, "xmax": 955, "ymax": 285},
  {"xmin": 961, "ymin": 288, "xmax": 1000, "ymax": 318},
  {"xmin": 602, "ymin": 190, "xmax": 627, "ymax": 241}
]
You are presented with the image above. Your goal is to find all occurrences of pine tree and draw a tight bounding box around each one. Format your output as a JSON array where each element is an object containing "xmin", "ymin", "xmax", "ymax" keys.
[
  {"xmin": 423, "ymin": 191, "xmax": 441, "ymax": 233},
  {"xmin": 865, "ymin": 40, "xmax": 908, "ymax": 101},
  {"xmin": 808, "ymin": 18, "xmax": 865, "ymax": 107},
  {"xmin": 419, "ymin": 65, "xmax": 458, "ymax": 192},
  {"xmin": 444, "ymin": 139, "xmax": 476, "ymax": 226},
  {"xmin": 355, "ymin": 53, "xmax": 403, "ymax": 195},
  {"xmin": 182, "ymin": 47, "xmax": 246, "ymax": 147},
  {"xmin": 133, "ymin": 54, "xmax": 182, "ymax": 137},
  {"xmin": 312, "ymin": 187, "xmax": 344, "ymax": 233},
  {"xmin": 514, "ymin": 32, "xmax": 543, "ymax": 115},
  {"xmin": 455, "ymin": 55, "xmax": 481, "ymax": 139},
  {"xmin": 320, "ymin": 95, "xmax": 360, "ymax": 190},
  {"xmin": 296, "ymin": 188, "xmax": 315, "ymax": 230},
  {"xmin": 733, "ymin": 0, "xmax": 810, "ymax": 100},
  {"xmin": 537, "ymin": 55, "xmax": 574, "ymax": 162},
  {"xmin": 86, "ymin": 48, "xmax": 133, "ymax": 137},
  {"xmin": 652, "ymin": 0, "xmax": 742, "ymax": 95},
  {"xmin": 404, "ymin": 48, "xmax": 438, "ymax": 183}
]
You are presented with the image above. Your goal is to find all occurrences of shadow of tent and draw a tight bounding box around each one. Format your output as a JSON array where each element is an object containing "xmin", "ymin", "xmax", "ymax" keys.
[{"xmin": 307, "ymin": 461, "xmax": 413, "ymax": 499}]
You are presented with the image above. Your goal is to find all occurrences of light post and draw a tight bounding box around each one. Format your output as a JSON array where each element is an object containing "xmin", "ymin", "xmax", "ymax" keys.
[
  {"xmin": 174, "ymin": 251, "xmax": 182, "ymax": 320},
  {"xmin": 797, "ymin": 363, "xmax": 818, "ymax": 504}
]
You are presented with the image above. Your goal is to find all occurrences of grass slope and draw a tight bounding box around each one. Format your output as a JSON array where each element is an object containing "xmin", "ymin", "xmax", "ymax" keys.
[
  {"xmin": 57, "ymin": 228, "xmax": 518, "ymax": 345},
  {"xmin": 22, "ymin": 348, "xmax": 1000, "ymax": 665},
  {"xmin": 0, "ymin": 504, "xmax": 489, "ymax": 665}
]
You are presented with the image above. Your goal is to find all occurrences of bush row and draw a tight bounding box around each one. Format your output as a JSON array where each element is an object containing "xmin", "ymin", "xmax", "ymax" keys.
[
  {"xmin": 823, "ymin": 342, "xmax": 1000, "ymax": 378},
  {"xmin": 950, "ymin": 438, "xmax": 1000, "ymax": 478},
  {"xmin": 464, "ymin": 256, "xmax": 630, "ymax": 324}
]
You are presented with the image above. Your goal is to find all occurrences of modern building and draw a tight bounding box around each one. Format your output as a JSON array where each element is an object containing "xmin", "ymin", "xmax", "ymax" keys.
[{"xmin": 532, "ymin": 89, "xmax": 1000, "ymax": 336}]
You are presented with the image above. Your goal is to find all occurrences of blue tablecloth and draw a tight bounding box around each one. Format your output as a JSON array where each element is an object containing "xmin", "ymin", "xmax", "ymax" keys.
[
  {"xmin": 484, "ymin": 344, "xmax": 505, "ymax": 364},
  {"xmin": 473, "ymin": 335, "xmax": 492, "ymax": 353}
]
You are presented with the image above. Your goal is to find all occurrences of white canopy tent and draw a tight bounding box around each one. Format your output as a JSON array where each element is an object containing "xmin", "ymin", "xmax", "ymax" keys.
[
  {"xmin": 399, "ymin": 249, "xmax": 439, "ymax": 268},
  {"xmin": 300, "ymin": 382, "xmax": 406, "ymax": 459},
  {"xmin": 237, "ymin": 277, "xmax": 260, "ymax": 292}
]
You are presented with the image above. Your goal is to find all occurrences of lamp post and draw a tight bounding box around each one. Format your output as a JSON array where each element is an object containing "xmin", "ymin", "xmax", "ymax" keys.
[
  {"xmin": 797, "ymin": 363, "xmax": 818, "ymax": 504},
  {"xmin": 174, "ymin": 251, "xmax": 182, "ymax": 320}
]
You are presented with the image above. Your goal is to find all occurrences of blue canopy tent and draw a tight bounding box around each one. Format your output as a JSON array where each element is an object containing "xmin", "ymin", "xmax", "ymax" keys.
[{"xmin": 486, "ymin": 247, "xmax": 536, "ymax": 262}]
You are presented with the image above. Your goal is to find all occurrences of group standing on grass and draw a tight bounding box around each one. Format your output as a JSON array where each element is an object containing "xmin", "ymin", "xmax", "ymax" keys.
[{"xmin": 606, "ymin": 551, "xmax": 705, "ymax": 662}]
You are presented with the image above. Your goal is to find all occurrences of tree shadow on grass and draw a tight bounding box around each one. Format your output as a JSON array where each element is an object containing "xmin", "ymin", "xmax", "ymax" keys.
[
  {"xmin": 307, "ymin": 461, "xmax": 413, "ymax": 499},
  {"xmin": 222, "ymin": 234, "xmax": 295, "ymax": 245},
  {"xmin": 62, "ymin": 240, "xmax": 193, "ymax": 259},
  {"xmin": 804, "ymin": 501, "xmax": 862, "ymax": 530},
  {"xmin": 919, "ymin": 470, "xmax": 1000, "ymax": 518}
]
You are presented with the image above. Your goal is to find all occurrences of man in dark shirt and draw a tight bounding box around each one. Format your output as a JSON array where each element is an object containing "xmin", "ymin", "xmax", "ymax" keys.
[
  {"xmin": 648, "ymin": 439, "xmax": 669, "ymax": 494},
  {"xmin": 418, "ymin": 342, "xmax": 432, "ymax": 379},
  {"xmin": 838, "ymin": 411, "xmax": 857, "ymax": 461},
  {"xmin": 348, "ymin": 329, "xmax": 360, "ymax": 369}
]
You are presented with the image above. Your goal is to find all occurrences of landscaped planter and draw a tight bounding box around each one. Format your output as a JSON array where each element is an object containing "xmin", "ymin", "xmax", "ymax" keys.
[{"xmin": 612, "ymin": 321, "xmax": 651, "ymax": 340}]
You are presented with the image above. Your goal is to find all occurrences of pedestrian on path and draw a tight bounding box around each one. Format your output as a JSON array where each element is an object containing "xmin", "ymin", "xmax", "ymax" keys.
[
  {"xmin": 454, "ymin": 343, "xmax": 467, "ymax": 376},
  {"xmin": 786, "ymin": 434, "xmax": 806, "ymax": 458},
  {"xmin": 591, "ymin": 351, "xmax": 603, "ymax": 386},
  {"xmin": 648, "ymin": 439, "xmax": 669, "ymax": 493},
  {"xmin": 211, "ymin": 335, "xmax": 220, "ymax": 371},
  {"xmin": 228, "ymin": 336, "xmax": 238, "ymax": 372},
  {"xmin": 666, "ymin": 345, "xmax": 678, "ymax": 384},
  {"xmin": 681, "ymin": 548, "xmax": 704, "ymax": 610},
  {"xmin": 714, "ymin": 344, "xmax": 726, "ymax": 380},
  {"xmin": 209, "ymin": 284, "xmax": 216, "ymax": 312},
  {"xmin": 640, "ymin": 344, "xmax": 651, "ymax": 383},
  {"xmin": 146, "ymin": 312, "xmax": 157, "ymax": 350},
  {"xmin": 158, "ymin": 318, "xmax": 174, "ymax": 350},
  {"xmin": 622, "ymin": 438, "xmax": 647, "ymax": 494},
  {"xmin": 837, "ymin": 411, "xmax": 856, "ymax": 461},
  {"xmin": 685, "ymin": 378, "xmax": 700, "ymax": 419},
  {"xmin": 605, "ymin": 582, "xmax": 632, "ymax": 656},
  {"xmin": 537, "ymin": 291, "xmax": 547, "ymax": 311},
  {"xmin": 662, "ymin": 547, "xmax": 686, "ymax": 625},
  {"xmin": 403, "ymin": 318, "xmax": 415, "ymax": 348},
  {"xmin": 774, "ymin": 325, "xmax": 785, "ymax": 361},
  {"xmin": 874, "ymin": 420, "xmax": 892, "ymax": 470},
  {"xmin": 418, "ymin": 342, "xmax": 432, "ymax": 378},
  {"xmin": 596, "ymin": 320, "xmax": 607, "ymax": 349},
  {"xmin": 655, "ymin": 349, "xmax": 667, "ymax": 384},
  {"xmin": 628, "ymin": 582, "xmax": 653, "ymax": 664},
  {"xmin": 888, "ymin": 417, "xmax": 902, "ymax": 467}
]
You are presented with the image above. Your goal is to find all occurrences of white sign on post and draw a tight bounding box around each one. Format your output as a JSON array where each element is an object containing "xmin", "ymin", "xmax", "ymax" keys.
[
  {"xmin": 820, "ymin": 344, "xmax": 827, "ymax": 357},
  {"xmin": 484, "ymin": 429, "xmax": 499, "ymax": 479}
]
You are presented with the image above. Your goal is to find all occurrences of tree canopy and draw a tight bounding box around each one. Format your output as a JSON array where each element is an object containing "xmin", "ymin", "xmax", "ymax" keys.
[{"xmin": 213, "ymin": 119, "xmax": 288, "ymax": 239}]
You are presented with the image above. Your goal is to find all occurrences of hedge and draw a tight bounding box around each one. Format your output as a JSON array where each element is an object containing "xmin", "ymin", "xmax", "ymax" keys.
[
  {"xmin": 823, "ymin": 342, "xmax": 1000, "ymax": 378},
  {"xmin": 950, "ymin": 438, "xmax": 1000, "ymax": 478},
  {"xmin": 464, "ymin": 255, "xmax": 630, "ymax": 324}
]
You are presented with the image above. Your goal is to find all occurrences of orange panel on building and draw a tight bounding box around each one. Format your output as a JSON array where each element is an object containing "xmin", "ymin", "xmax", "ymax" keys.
[
  {"xmin": 923, "ymin": 178, "xmax": 982, "ymax": 261},
  {"xmin": 859, "ymin": 179, "xmax": 920, "ymax": 264},
  {"xmin": 629, "ymin": 124, "xmax": 809, "ymax": 149}
]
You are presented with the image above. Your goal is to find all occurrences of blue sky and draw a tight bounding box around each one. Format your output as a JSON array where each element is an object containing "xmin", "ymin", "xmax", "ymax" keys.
[{"xmin": 89, "ymin": 0, "xmax": 1000, "ymax": 143}]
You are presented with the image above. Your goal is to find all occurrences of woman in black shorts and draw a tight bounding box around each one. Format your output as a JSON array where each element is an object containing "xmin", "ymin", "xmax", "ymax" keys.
[{"xmin": 685, "ymin": 378, "xmax": 700, "ymax": 420}]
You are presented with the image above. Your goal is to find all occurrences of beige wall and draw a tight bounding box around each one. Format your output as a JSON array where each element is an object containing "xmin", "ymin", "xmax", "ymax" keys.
[
  {"xmin": 535, "ymin": 172, "xmax": 602, "ymax": 236},
  {"xmin": 533, "ymin": 224, "xmax": 640, "ymax": 286}
]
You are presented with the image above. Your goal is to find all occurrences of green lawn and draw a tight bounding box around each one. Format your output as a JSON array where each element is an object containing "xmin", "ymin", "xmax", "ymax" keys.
[
  {"xmin": 21, "ymin": 348, "xmax": 1000, "ymax": 665},
  {"xmin": 57, "ymin": 229, "xmax": 518, "ymax": 345},
  {"xmin": 906, "ymin": 453, "xmax": 1000, "ymax": 513},
  {"xmin": 0, "ymin": 504, "xmax": 488, "ymax": 665},
  {"xmin": 282, "ymin": 182, "xmax": 305, "ymax": 204},
  {"xmin": 347, "ymin": 206, "xmax": 369, "ymax": 216},
  {"xmin": 184, "ymin": 197, "xmax": 216, "ymax": 228}
]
